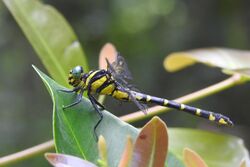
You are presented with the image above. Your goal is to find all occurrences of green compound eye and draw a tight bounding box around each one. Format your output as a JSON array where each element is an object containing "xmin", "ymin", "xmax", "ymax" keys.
[{"xmin": 71, "ymin": 66, "xmax": 84, "ymax": 79}]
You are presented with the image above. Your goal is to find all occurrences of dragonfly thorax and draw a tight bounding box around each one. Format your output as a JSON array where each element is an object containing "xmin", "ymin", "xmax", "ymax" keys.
[{"xmin": 68, "ymin": 65, "xmax": 84, "ymax": 87}]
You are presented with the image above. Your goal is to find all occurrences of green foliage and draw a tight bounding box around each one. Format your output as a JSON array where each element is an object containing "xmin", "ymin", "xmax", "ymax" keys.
[
  {"xmin": 34, "ymin": 66, "xmax": 138, "ymax": 166},
  {"xmin": 3, "ymin": 0, "xmax": 88, "ymax": 87},
  {"xmin": 169, "ymin": 128, "xmax": 249, "ymax": 167},
  {"xmin": 2, "ymin": 0, "xmax": 250, "ymax": 166},
  {"xmin": 164, "ymin": 48, "xmax": 250, "ymax": 80}
]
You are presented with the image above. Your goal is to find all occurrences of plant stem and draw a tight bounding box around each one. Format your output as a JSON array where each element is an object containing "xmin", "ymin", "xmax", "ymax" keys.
[
  {"xmin": 0, "ymin": 140, "xmax": 54, "ymax": 166},
  {"xmin": 120, "ymin": 74, "xmax": 243, "ymax": 123},
  {"xmin": 0, "ymin": 74, "xmax": 244, "ymax": 166}
]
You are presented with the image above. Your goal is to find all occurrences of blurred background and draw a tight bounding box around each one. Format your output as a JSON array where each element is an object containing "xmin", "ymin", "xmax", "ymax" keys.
[{"xmin": 0, "ymin": 0, "xmax": 250, "ymax": 166}]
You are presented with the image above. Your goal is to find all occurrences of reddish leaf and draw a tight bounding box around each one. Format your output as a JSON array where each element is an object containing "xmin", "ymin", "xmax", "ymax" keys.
[
  {"xmin": 118, "ymin": 136, "xmax": 134, "ymax": 167},
  {"xmin": 239, "ymin": 159, "xmax": 250, "ymax": 167},
  {"xmin": 45, "ymin": 153, "xmax": 97, "ymax": 167},
  {"xmin": 99, "ymin": 43, "xmax": 117, "ymax": 69},
  {"xmin": 183, "ymin": 148, "xmax": 208, "ymax": 167},
  {"xmin": 131, "ymin": 116, "xmax": 168, "ymax": 167},
  {"xmin": 239, "ymin": 159, "xmax": 247, "ymax": 167}
]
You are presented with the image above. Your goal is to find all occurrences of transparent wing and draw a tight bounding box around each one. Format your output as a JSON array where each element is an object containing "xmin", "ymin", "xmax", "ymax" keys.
[
  {"xmin": 106, "ymin": 53, "xmax": 132, "ymax": 82},
  {"xmin": 106, "ymin": 53, "xmax": 148, "ymax": 113},
  {"xmin": 129, "ymin": 90, "xmax": 148, "ymax": 114}
]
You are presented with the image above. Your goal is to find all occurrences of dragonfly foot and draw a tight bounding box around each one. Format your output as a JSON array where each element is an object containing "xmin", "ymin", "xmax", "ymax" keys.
[{"xmin": 58, "ymin": 89, "xmax": 75, "ymax": 93}]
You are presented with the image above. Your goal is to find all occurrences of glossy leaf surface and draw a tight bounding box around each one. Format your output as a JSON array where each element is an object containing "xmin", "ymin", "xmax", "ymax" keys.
[
  {"xmin": 131, "ymin": 117, "xmax": 168, "ymax": 167},
  {"xmin": 118, "ymin": 137, "xmax": 134, "ymax": 167},
  {"xmin": 3, "ymin": 0, "xmax": 88, "ymax": 86},
  {"xmin": 164, "ymin": 48, "xmax": 250, "ymax": 79},
  {"xmin": 183, "ymin": 148, "xmax": 208, "ymax": 167},
  {"xmin": 169, "ymin": 128, "xmax": 249, "ymax": 167},
  {"xmin": 45, "ymin": 153, "xmax": 97, "ymax": 167},
  {"xmin": 33, "ymin": 66, "xmax": 138, "ymax": 167}
]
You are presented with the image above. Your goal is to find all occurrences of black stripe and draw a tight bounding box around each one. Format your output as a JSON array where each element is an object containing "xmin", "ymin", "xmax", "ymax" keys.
[
  {"xmin": 141, "ymin": 94, "xmax": 219, "ymax": 120},
  {"xmin": 87, "ymin": 70, "xmax": 107, "ymax": 87},
  {"xmin": 111, "ymin": 87, "xmax": 118, "ymax": 96},
  {"xmin": 133, "ymin": 92, "xmax": 204, "ymax": 116},
  {"xmin": 183, "ymin": 105, "xmax": 199, "ymax": 115},
  {"xmin": 126, "ymin": 91, "xmax": 233, "ymax": 126},
  {"xmin": 96, "ymin": 79, "xmax": 114, "ymax": 94}
]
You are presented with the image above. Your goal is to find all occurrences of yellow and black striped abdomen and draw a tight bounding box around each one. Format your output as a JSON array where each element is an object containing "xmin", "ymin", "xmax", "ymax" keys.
[
  {"xmin": 91, "ymin": 75, "xmax": 108, "ymax": 92},
  {"xmin": 111, "ymin": 89, "xmax": 130, "ymax": 100},
  {"xmin": 84, "ymin": 70, "xmax": 125, "ymax": 97},
  {"xmin": 84, "ymin": 70, "xmax": 113, "ymax": 94},
  {"xmin": 131, "ymin": 91, "xmax": 233, "ymax": 126}
]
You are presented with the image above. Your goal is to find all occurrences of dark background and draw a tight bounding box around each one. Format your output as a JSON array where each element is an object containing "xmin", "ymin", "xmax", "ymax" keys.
[{"xmin": 0, "ymin": 0, "xmax": 250, "ymax": 166}]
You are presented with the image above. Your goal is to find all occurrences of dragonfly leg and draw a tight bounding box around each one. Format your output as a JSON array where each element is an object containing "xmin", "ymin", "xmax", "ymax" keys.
[
  {"xmin": 63, "ymin": 90, "xmax": 84, "ymax": 109},
  {"xmin": 58, "ymin": 86, "xmax": 81, "ymax": 93},
  {"xmin": 88, "ymin": 94, "xmax": 103, "ymax": 141},
  {"xmin": 91, "ymin": 96, "xmax": 105, "ymax": 110}
]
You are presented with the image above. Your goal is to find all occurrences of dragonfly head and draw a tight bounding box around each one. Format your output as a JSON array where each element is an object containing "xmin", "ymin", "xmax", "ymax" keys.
[{"xmin": 68, "ymin": 66, "xmax": 84, "ymax": 87}]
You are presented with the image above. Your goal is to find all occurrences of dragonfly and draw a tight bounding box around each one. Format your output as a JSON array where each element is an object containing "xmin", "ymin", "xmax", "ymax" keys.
[{"xmin": 60, "ymin": 53, "xmax": 233, "ymax": 139}]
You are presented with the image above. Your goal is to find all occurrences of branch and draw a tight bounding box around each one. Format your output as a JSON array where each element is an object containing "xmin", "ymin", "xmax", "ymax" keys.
[{"xmin": 0, "ymin": 140, "xmax": 54, "ymax": 166}]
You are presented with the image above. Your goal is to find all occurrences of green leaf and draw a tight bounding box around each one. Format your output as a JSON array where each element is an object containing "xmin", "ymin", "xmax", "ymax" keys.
[
  {"xmin": 3, "ymin": 0, "xmax": 88, "ymax": 86},
  {"xmin": 163, "ymin": 48, "xmax": 250, "ymax": 80},
  {"xmin": 169, "ymin": 128, "xmax": 250, "ymax": 167},
  {"xmin": 165, "ymin": 152, "xmax": 185, "ymax": 167},
  {"xmin": 33, "ymin": 66, "xmax": 139, "ymax": 167},
  {"xmin": 45, "ymin": 153, "xmax": 98, "ymax": 167}
]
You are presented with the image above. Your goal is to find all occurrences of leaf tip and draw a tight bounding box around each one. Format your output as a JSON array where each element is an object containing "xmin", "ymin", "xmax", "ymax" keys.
[
  {"xmin": 44, "ymin": 153, "xmax": 57, "ymax": 165},
  {"xmin": 99, "ymin": 43, "xmax": 117, "ymax": 69},
  {"xmin": 32, "ymin": 64, "xmax": 42, "ymax": 75},
  {"xmin": 98, "ymin": 135, "xmax": 108, "ymax": 162},
  {"xmin": 163, "ymin": 52, "xmax": 196, "ymax": 72},
  {"xmin": 183, "ymin": 147, "xmax": 208, "ymax": 167}
]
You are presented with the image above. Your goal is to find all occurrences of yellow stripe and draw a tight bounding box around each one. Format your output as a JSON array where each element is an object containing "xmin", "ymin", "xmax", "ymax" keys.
[
  {"xmin": 112, "ymin": 90, "xmax": 129, "ymax": 100},
  {"xmin": 136, "ymin": 95, "xmax": 143, "ymax": 100},
  {"xmin": 180, "ymin": 104, "xmax": 185, "ymax": 110},
  {"xmin": 163, "ymin": 99, "xmax": 169, "ymax": 105},
  {"xmin": 218, "ymin": 118, "xmax": 227, "ymax": 125},
  {"xmin": 209, "ymin": 114, "xmax": 216, "ymax": 121},
  {"xmin": 85, "ymin": 70, "xmax": 99, "ymax": 87},
  {"xmin": 196, "ymin": 109, "xmax": 201, "ymax": 116},
  {"xmin": 91, "ymin": 76, "xmax": 107, "ymax": 92},
  {"xmin": 146, "ymin": 95, "xmax": 151, "ymax": 102},
  {"xmin": 100, "ymin": 83, "xmax": 115, "ymax": 95}
]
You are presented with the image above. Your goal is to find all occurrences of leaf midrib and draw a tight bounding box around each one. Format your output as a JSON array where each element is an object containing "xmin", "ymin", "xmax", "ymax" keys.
[
  {"xmin": 148, "ymin": 126, "xmax": 156, "ymax": 167},
  {"xmin": 59, "ymin": 107, "xmax": 87, "ymax": 159},
  {"xmin": 35, "ymin": 67, "xmax": 86, "ymax": 160},
  {"xmin": 14, "ymin": 0, "xmax": 66, "ymax": 81}
]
